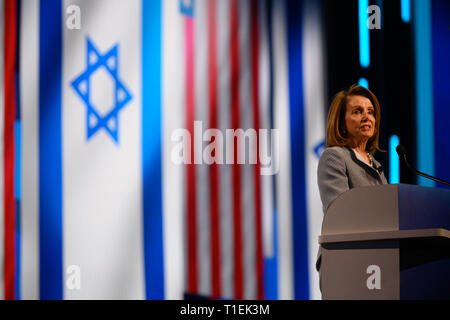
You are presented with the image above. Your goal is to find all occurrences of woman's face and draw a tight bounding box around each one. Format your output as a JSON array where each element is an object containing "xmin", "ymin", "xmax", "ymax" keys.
[{"xmin": 344, "ymin": 95, "xmax": 376, "ymax": 144}]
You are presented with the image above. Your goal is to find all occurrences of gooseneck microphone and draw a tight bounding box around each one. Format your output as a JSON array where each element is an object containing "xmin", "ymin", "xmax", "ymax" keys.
[{"xmin": 396, "ymin": 145, "xmax": 450, "ymax": 187}]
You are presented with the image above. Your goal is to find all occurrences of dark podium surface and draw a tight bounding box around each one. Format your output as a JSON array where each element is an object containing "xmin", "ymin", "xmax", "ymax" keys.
[{"xmin": 319, "ymin": 184, "xmax": 450, "ymax": 300}]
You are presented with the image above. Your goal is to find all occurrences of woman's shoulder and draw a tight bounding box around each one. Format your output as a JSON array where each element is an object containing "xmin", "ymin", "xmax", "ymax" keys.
[
  {"xmin": 318, "ymin": 146, "xmax": 350, "ymax": 170},
  {"xmin": 320, "ymin": 146, "xmax": 350, "ymax": 159}
]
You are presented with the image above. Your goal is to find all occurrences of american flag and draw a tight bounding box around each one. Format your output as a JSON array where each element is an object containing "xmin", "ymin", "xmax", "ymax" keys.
[{"xmin": 179, "ymin": 0, "xmax": 268, "ymax": 299}]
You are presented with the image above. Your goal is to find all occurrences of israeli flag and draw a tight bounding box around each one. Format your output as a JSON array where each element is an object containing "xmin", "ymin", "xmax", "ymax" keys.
[{"xmin": 20, "ymin": 0, "xmax": 168, "ymax": 299}]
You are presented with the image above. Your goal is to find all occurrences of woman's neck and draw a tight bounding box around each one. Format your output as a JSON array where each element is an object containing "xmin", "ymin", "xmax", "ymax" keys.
[{"xmin": 349, "ymin": 139, "xmax": 368, "ymax": 154}]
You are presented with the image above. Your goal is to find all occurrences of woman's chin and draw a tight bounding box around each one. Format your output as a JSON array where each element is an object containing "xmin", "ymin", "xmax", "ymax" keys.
[{"xmin": 360, "ymin": 132, "xmax": 374, "ymax": 139}]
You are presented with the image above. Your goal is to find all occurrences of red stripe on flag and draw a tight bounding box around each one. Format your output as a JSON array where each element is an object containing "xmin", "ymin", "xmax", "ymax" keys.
[
  {"xmin": 230, "ymin": 0, "xmax": 243, "ymax": 300},
  {"xmin": 208, "ymin": 0, "xmax": 221, "ymax": 299},
  {"xmin": 4, "ymin": 0, "xmax": 17, "ymax": 300},
  {"xmin": 185, "ymin": 17, "xmax": 198, "ymax": 295},
  {"xmin": 250, "ymin": 0, "xmax": 264, "ymax": 300}
]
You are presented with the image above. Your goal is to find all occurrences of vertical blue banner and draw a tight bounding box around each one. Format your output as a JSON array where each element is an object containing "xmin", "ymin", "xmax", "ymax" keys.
[
  {"xmin": 389, "ymin": 135, "xmax": 400, "ymax": 184},
  {"xmin": 432, "ymin": 0, "xmax": 450, "ymax": 189},
  {"xmin": 39, "ymin": 0, "xmax": 63, "ymax": 299},
  {"xmin": 142, "ymin": 0, "xmax": 165, "ymax": 299},
  {"xmin": 359, "ymin": 0, "xmax": 370, "ymax": 68},
  {"xmin": 414, "ymin": 0, "xmax": 435, "ymax": 187},
  {"xmin": 287, "ymin": 0, "xmax": 310, "ymax": 300}
]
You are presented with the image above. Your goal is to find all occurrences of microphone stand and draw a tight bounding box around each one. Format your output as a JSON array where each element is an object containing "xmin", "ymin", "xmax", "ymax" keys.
[{"xmin": 400, "ymin": 154, "xmax": 450, "ymax": 187}]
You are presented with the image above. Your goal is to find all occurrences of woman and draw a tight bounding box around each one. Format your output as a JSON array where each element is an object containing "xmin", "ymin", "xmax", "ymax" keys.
[{"xmin": 316, "ymin": 84, "xmax": 388, "ymax": 276}]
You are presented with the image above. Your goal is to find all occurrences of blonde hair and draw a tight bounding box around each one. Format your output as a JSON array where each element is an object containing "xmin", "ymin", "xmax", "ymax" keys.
[{"xmin": 326, "ymin": 84, "xmax": 383, "ymax": 153}]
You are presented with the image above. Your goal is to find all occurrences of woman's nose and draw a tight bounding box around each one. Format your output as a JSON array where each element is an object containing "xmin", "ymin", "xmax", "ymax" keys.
[{"xmin": 361, "ymin": 110, "xmax": 371, "ymax": 118}]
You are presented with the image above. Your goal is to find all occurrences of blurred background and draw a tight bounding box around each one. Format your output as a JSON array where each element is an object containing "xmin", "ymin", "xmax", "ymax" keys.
[{"xmin": 0, "ymin": 0, "xmax": 449, "ymax": 300}]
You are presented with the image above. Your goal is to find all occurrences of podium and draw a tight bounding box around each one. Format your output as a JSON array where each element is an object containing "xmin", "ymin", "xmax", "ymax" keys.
[{"xmin": 319, "ymin": 184, "xmax": 450, "ymax": 299}]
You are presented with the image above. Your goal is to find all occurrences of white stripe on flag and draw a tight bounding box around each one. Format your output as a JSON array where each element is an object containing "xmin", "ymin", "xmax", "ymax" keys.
[
  {"xmin": 217, "ymin": 0, "xmax": 234, "ymax": 300},
  {"xmin": 257, "ymin": 0, "xmax": 274, "ymax": 259},
  {"xmin": 194, "ymin": 0, "xmax": 212, "ymax": 297},
  {"xmin": 62, "ymin": 0, "xmax": 144, "ymax": 299},
  {"xmin": 238, "ymin": 0, "xmax": 257, "ymax": 300},
  {"xmin": 302, "ymin": 0, "xmax": 326, "ymax": 300},
  {"xmin": 0, "ymin": 0, "xmax": 4, "ymax": 301},
  {"xmin": 20, "ymin": 0, "xmax": 40, "ymax": 300},
  {"xmin": 272, "ymin": 0, "xmax": 294, "ymax": 300},
  {"xmin": 162, "ymin": 0, "xmax": 185, "ymax": 300}
]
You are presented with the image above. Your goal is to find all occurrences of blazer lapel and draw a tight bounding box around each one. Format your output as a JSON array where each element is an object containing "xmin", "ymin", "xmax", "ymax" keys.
[{"xmin": 345, "ymin": 146, "xmax": 383, "ymax": 182}]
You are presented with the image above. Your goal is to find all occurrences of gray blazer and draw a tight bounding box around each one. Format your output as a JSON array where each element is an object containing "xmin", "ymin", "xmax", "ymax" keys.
[
  {"xmin": 316, "ymin": 146, "xmax": 388, "ymax": 272},
  {"xmin": 317, "ymin": 146, "xmax": 388, "ymax": 214}
]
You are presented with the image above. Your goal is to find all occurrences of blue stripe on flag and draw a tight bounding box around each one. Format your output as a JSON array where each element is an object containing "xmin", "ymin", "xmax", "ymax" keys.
[
  {"xmin": 15, "ymin": 120, "xmax": 21, "ymax": 299},
  {"xmin": 15, "ymin": 200, "xmax": 21, "ymax": 300},
  {"xmin": 264, "ymin": 0, "xmax": 278, "ymax": 300},
  {"xmin": 14, "ymin": 120, "xmax": 21, "ymax": 199},
  {"xmin": 264, "ymin": 208, "xmax": 278, "ymax": 300},
  {"xmin": 287, "ymin": 0, "xmax": 310, "ymax": 300},
  {"xmin": 15, "ymin": 117, "xmax": 21, "ymax": 201},
  {"xmin": 142, "ymin": 0, "xmax": 165, "ymax": 299},
  {"xmin": 39, "ymin": 0, "xmax": 63, "ymax": 300}
]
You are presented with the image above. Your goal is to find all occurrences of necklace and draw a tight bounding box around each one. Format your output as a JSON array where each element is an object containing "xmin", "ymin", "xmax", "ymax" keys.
[
  {"xmin": 366, "ymin": 152, "xmax": 373, "ymax": 166},
  {"xmin": 352, "ymin": 148, "xmax": 374, "ymax": 166}
]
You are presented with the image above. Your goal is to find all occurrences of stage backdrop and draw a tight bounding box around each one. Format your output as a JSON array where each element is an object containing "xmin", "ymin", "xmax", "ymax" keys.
[{"xmin": 7, "ymin": 0, "xmax": 328, "ymax": 300}]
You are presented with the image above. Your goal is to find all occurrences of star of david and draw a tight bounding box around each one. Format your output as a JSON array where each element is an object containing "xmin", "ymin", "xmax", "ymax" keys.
[{"xmin": 71, "ymin": 38, "xmax": 132, "ymax": 144}]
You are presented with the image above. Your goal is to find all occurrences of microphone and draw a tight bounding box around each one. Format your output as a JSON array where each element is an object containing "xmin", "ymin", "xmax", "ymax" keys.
[
  {"xmin": 395, "ymin": 144, "xmax": 408, "ymax": 164},
  {"xmin": 396, "ymin": 145, "xmax": 450, "ymax": 187}
]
